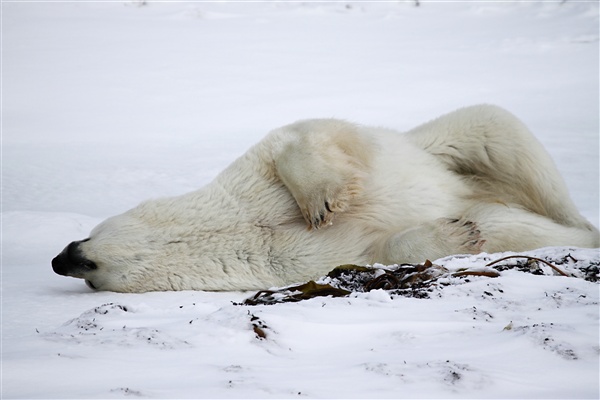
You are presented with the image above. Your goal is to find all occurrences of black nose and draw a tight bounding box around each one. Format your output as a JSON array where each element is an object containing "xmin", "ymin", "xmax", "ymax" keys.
[{"xmin": 52, "ymin": 239, "xmax": 97, "ymax": 278}]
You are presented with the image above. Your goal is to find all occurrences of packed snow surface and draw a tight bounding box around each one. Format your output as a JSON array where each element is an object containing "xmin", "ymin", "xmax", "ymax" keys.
[{"xmin": 2, "ymin": 1, "xmax": 599, "ymax": 399}]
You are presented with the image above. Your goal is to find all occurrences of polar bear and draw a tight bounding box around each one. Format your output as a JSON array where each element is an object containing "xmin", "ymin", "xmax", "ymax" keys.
[{"xmin": 52, "ymin": 105, "xmax": 599, "ymax": 292}]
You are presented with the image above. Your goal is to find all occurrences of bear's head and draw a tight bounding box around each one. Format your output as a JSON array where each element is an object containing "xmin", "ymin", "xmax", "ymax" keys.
[
  {"xmin": 51, "ymin": 195, "xmax": 280, "ymax": 292},
  {"xmin": 52, "ymin": 211, "xmax": 171, "ymax": 292}
]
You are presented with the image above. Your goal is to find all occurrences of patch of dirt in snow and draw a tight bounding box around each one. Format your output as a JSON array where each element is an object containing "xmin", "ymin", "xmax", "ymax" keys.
[
  {"xmin": 509, "ymin": 322, "xmax": 579, "ymax": 360},
  {"xmin": 44, "ymin": 303, "xmax": 192, "ymax": 349},
  {"xmin": 109, "ymin": 387, "xmax": 145, "ymax": 397},
  {"xmin": 44, "ymin": 301, "xmax": 273, "ymax": 349},
  {"xmin": 362, "ymin": 359, "xmax": 490, "ymax": 392},
  {"xmin": 242, "ymin": 247, "xmax": 599, "ymax": 305}
]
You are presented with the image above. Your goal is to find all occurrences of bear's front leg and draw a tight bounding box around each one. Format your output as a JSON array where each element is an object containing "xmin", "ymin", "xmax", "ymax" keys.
[
  {"xmin": 272, "ymin": 120, "xmax": 373, "ymax": 230},
  {"xmin": 277, "ymin": 148, "xmax": 360, "ymax": 229}
]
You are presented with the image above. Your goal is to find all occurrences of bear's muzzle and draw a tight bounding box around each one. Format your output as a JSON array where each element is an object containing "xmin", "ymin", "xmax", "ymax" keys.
[{"xmin": 52, "ymin": 239, "xmax": 97, "ymax": 279}]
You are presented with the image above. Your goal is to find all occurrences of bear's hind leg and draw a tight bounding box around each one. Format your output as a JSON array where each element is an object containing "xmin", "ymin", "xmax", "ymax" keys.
[
  {"xmin": 273, "ymin": 119, "xmax": 374, "ymax": 230},
  {"xmin": 465, "ymin": 203, "xmax": 600, "ymax": 252},
  {"xmin": 375, "ymin": 204, "xmax": 599, "ymax": 266},
  {"xmin": 405, "ymin": 104, "xmax": 591, "ymax": 231}
]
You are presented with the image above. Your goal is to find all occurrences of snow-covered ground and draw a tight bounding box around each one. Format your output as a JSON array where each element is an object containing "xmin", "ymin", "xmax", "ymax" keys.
[{"xmin": 2, "ymin": 1, "xmax": 599, "ymax": 398}]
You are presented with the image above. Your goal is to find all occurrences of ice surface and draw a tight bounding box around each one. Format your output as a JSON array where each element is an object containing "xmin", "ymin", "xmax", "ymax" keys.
[{"xmin": 2, "ymin": 2, "xmax": 598, "ymax": 398}]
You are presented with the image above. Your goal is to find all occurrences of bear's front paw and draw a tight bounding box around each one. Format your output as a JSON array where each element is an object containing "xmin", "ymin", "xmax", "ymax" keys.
[
  {"xmin": 300, "ymin": 181, "xmax": 361, "ymax": 230},
  {"xmin": 301, "ymin": 193, "xmax": 347, "ymax": 230}
]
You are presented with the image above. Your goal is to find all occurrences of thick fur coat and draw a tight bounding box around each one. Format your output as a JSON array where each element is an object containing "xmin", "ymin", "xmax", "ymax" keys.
[{"xmin": 52, "ymin": 105, "xmax": 599, "ymax": 292}]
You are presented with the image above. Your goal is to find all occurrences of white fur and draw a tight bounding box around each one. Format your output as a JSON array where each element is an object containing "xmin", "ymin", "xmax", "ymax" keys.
[{"xmin": 74, "ymin": 105, "xmax": 599, "ymax": 292}]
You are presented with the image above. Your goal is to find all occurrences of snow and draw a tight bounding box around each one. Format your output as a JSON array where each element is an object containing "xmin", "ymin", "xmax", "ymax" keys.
[{"xmin": 1, "ymin": 1, "xmax": 599, "ymax": 398}]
